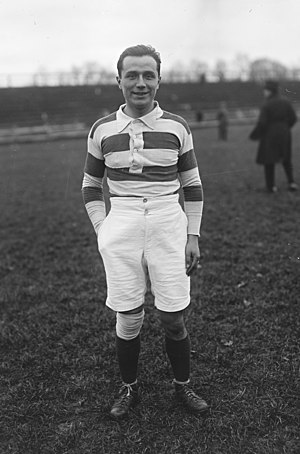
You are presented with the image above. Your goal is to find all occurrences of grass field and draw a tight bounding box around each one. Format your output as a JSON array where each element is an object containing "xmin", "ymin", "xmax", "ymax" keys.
[{"xmin": 1, "ymin": 123, "xmax": 299, "ymax": 454}]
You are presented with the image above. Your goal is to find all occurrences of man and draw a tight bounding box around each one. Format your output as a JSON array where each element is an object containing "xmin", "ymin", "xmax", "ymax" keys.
[
  {"xmin": 249, "ymin": 79, "xmax": 298, "ymax": 193},
  {"xmin": 82, "ymin": 45, "xmax": 208, "ymax": 418},
  {"xmin": 217, "ymin": 101, "xmax": 229, "ymax": 141}
]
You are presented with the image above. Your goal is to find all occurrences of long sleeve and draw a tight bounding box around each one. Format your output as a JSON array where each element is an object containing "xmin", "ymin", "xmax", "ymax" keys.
[
  {"xmin": 82, "ymin": 134, "xmax": 106, "ymax": 234},
  {"xmin": 178, "ymin": 128, "xmax": 203, "ymax": 236},
  {"xmin": 249, "ymin": 105, "xmax": 268, "ymax": 141}
]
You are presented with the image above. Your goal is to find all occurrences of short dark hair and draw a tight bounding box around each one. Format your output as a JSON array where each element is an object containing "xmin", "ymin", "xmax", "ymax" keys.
[{"xmin": 117, "ymin": 44, "xmax": 161, "ymax": 77}]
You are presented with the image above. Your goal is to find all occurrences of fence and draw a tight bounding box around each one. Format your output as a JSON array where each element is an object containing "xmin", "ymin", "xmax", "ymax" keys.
[{"xmin": 1, "ymin": 80, "xmax": 299, "ymax": 144}]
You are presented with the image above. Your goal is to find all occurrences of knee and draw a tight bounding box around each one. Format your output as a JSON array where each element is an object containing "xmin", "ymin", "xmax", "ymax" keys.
[
  {"xmin": 116, "ymin": 308, "xmax": 145, "ymax": 340},
  {"xmin": 159, "ymin": 311, "xmax": 187, "ymax": 340}
]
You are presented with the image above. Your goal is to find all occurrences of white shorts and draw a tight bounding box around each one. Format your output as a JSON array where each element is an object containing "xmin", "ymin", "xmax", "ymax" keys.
[{"xmin": 97, "ymin": 194, "xmax": 190, "ymax": 313}]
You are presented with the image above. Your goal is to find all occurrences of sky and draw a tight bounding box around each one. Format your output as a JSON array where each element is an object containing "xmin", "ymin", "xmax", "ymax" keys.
[{"xmin": 1, "ymin": 0, "xmax": 300, "ymax": 77}]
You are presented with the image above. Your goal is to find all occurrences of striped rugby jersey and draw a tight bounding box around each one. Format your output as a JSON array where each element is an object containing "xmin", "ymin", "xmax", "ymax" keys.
[{"xmin": 82, "ymin": 102, "xmax": 203, "ymax": 235}]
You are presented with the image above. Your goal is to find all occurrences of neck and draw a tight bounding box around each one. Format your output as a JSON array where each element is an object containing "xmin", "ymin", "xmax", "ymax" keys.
[{"xmin": 124, "ymin": 102, "xmax": 155, "ymax": 118}]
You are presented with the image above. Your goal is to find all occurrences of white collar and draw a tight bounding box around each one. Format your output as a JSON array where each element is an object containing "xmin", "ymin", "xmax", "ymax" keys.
[{"xmin": 116, "ymin": 102, "xmax": 163, "ymax": 132}]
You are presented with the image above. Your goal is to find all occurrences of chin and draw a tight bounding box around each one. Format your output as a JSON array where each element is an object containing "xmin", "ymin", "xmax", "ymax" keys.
[{"xmin": 132, "ymin": 101, "xmax": 150, "ymax": 110}]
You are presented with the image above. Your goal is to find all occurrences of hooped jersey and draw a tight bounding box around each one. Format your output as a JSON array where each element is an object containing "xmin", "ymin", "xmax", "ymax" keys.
[{"xmin": 82, "ymin": 102, "xmax": 203, "ymax": 235}]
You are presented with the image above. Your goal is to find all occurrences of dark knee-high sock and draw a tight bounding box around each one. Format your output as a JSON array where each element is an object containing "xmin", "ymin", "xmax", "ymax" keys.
[
  {"xmin": 165, "ymin": 335, "xmax": 191, "ymax": 383},
  {"xmin": 116, "ymin": 335, "xmax": 140, "ymax": 384}
]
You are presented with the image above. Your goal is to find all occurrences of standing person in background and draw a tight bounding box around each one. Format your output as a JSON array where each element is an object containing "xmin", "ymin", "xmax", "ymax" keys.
[
  {"xmin": 82, "ymin": 44, "xmax": 208, "ymax": 419},
  {"xmin": 249, "ymin": 80, "xmax": 298, "ymax": 193},
  {"xmin": 217, "ymin": 101, "xmax": 229, "ymax": 141}
]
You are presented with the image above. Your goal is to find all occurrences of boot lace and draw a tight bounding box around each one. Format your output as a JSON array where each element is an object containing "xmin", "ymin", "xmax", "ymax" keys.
[
  {"xmin": 182, "ymin": 386, "xmax": 199, "ymax": 401},
  {"xmin": 120, "ymin": 383, "xmax": 134, "ymax": 397},
  {"xmin": 114, "ymin": 383, "xmax": 136, "ymax": 409}
]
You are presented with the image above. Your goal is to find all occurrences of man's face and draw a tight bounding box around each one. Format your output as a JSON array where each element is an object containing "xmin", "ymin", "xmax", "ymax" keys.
[
  {"xmin": 263, "ymin": 88, "xmax": 272, "ymax": 98},
  {"xmin": 117, "ymin": 55, "xmax": 161, "ymax": 118}
]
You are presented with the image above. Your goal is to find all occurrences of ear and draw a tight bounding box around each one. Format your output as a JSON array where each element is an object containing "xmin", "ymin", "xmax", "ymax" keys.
[
  {"xmin": 116, "ymin": 76, "xmax": 122, "ymax": 89},
  {"xmin": 157, "ymin": 76, "xmax": 161, "ymax": 89}
]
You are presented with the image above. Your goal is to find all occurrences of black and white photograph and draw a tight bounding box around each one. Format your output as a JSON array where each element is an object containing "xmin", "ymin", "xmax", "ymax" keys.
[{"xmin": 1, "ymin": 1, "xmax": 299, "ymax": 453}]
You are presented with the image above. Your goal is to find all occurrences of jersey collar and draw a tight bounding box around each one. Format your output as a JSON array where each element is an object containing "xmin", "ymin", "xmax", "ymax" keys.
[{"xmin": 116, "ymin": 102, "xmax": 163, "ymax": 132}]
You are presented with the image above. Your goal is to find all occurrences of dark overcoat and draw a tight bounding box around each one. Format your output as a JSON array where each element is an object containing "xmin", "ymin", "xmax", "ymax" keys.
[{"xmin": 249, "ymin": 95, "xmax": 297, "ymax": 165}]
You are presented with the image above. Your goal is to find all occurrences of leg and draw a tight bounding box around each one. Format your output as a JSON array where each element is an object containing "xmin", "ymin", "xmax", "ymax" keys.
[
  {"xmin": 98, "ymin": 201, "xmax": 147, "ymax": 418},
  {"xmin": 282, "ymin": 157, "xmax": 294, "ymax": 183},
  {"xmin": 264, "ymin": 164, "xmax": 276, "ymax": 192},
  {"xmin": 98, "ymin": 206, "xmax": 147, "ymax": 313},
  {"xmin": 282, "ymin": 158, "xmax": 297, "ymax": 190},
  {"xmin": 158, "ymin": 309, "xmax": 190, "ymax": 382},
  {"xmin": 147, "ymin": 199, "xmax": 208, "ymax": 412},
  {"xmin": 224, "ymin": 126, "xmax": 228, "ymax": 141},
  {"xmin": 158, "ymin": 309, "xmax": 208, "ymax": 413},
  {"xmin": 110, "ymin": 305, "xmax": 144, "ymax": 418},
  {"xmin": 115, "ymin": 305, "xmax": 144, "ymax": 384}
]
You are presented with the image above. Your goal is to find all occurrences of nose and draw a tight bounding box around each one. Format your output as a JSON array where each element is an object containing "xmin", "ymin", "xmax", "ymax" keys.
[{"xmin": 136, "ymin": 75, "xmax": 146, "ymax": 87}]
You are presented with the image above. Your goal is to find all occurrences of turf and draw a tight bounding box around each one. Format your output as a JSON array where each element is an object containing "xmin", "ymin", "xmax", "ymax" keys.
[{"xmin": 0, "ymin": 124, "xmax": 299, "ymax": 453}]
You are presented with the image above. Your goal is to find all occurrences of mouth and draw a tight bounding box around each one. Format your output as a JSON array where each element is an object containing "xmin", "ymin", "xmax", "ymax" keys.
[{"xmin": 133, "ymin": 92, "xmax": 149, "ymax": 97}]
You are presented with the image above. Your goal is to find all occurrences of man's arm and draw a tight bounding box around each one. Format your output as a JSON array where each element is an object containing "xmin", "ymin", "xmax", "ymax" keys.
[
  {"xmin": 185, "ymin": 234, "xmax": 200, "ymax": 276},
  {"xmin": 82, "ymin": 135, "xmax": 106, "ymax": 234},
  {"xmin": 249, "ymin": 105, "xmax": 269, "ymax": 141},
  {"xmin": 82, "ymin": 173, "xmax": 106, "ymax": 234},
  {"xmin": 178, "ymin": 125, "xmax": 203, "ymax": 276}
]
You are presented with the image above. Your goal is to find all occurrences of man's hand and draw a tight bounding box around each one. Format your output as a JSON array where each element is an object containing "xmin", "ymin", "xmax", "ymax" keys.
[{"xmin": 185, "ymin": 234, "xmax": 200, "ymax": 276}]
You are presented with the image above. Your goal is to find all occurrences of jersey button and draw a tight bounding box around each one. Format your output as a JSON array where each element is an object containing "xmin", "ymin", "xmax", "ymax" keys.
[{"xmin": 143, "ymin": 198, "xmax": 147, "ymax": 203}]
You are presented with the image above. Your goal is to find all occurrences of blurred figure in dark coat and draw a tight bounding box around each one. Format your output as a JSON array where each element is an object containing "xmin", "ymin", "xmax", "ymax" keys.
[
  {"xmin": 249, "ymin": 80, "xmax": 298, "ymax": 192},
  {"xmin": 217, "ymin": 101, "xmax": 229, "ymax": 140}
]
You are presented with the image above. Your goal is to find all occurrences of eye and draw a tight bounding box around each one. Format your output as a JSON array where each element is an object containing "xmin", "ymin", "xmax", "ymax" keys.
[{"xmin": 126, "ymin": 73, "xmax": 137, "ymax": 79}]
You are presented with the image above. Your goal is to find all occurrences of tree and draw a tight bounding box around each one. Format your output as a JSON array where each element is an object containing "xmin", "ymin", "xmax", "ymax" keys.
[
  {"xmin": 232, "ymin": 53, "xmax": 250, "ymax": 80},
  {"xmin": 188, "ymin": 60, "xmax": 209, "ymax": 82},
  {"xmin": 82, "ymin": 62, "xmax": 102, "ymax": 84},
  {"xmin": 33, "ymin": 66, "xmax": 49, "ymax": 86},
  {"xmin": 164, "ymin": 61, "xmax": 190, "ymax": 82},
  {"xmin": 214, "ymin": 59, "xmax": 227, "ymax": 81},
  {"xmin": 71, "ymin": 66, "xmax": 81, "ymax": 85},
  {"xmin": 249, "ymin": 58, "xmax": 288, "ymax": 81}
]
